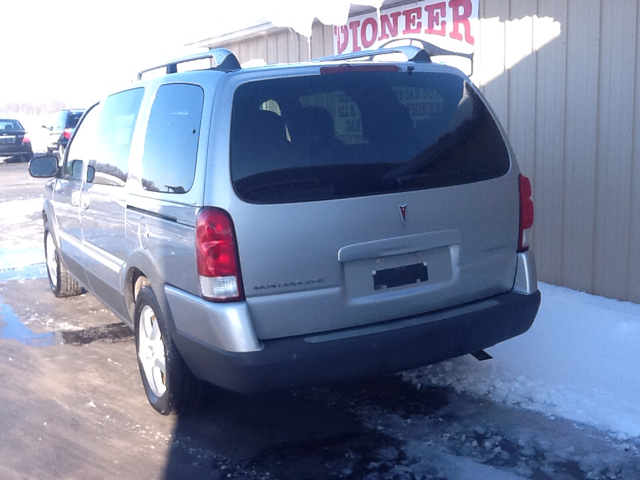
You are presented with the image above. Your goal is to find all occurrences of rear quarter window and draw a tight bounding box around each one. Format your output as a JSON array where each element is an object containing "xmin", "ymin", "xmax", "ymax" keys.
[
  {"xmin": 141, "ymin": 83, "xmax": 204, "ymax": 194},
  {"xmin": 230, "ymin": 71, "xmax": 510, "ymax": 204}
]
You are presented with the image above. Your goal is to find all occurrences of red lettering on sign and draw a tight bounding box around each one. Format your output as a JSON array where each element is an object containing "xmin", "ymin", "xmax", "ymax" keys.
[
  {"xmin": 424, "ymin": 2, "xmax": 446, "ymax": 37},
  {"xmin": 449, "ymin": 0, "xmax": 475, "ymax": 45},
  {"xmin": 402, "ymin": 7, "xmax": 422, "ymax": 34},
  {"xmin": 361, "ymin": 17, "xmax": 378, "ymax": 48},
  {"xmin": 335, "ymin": 26, "xmax": 350, "ymax": 54},
  {"xmin": 379, "ymin": 11, "xmax": 402, "ymax": 40},
  {"xmin": 349, "ymin": 20, "xmax": 362, "ymax": 52}
]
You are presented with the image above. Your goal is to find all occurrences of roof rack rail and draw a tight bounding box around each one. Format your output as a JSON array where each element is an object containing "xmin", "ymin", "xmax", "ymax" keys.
[
  {"xmin": 137, "ymin": 48, "xmax": 241, "ymax": 80},
  {"xmin": 311, "ymin": 45, "xmax": 431, "ymax": 64}
]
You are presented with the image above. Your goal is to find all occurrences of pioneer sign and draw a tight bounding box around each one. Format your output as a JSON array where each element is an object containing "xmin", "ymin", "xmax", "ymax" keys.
[{"xmin": 333, "ymin": 0, "xmax": 478, "ymax": 56}]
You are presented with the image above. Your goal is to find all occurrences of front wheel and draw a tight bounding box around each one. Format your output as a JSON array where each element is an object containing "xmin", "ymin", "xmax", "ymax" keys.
[
  {"xmin": 134, "ymin": 286, "xmax": 203, "ymax": 415},
  {"xmin": 44, "ymin": 225, "xmax": 83, "ymax": 297}
]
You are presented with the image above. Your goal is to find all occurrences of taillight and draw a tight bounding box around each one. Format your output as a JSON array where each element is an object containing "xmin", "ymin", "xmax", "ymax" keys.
[
  {"xmin": 63, "ymin": 128, "xmax": 73, "ymax": 139},
  {"xmin": 195, "ymin": 207, "xmax": 244, "ymax": 301},
  {"xmin": 518, "ymin": 174, "xmax": 535, "ymax": 252},
  {"xmin": 22, "ymin": 136, "xmax": 31, "ymax": 144}
]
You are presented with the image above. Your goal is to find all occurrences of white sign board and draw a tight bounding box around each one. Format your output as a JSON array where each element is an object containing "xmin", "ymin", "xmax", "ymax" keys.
[{"xmin": 332, "ymin": 0, "xmax": 478, "ymax": 73}]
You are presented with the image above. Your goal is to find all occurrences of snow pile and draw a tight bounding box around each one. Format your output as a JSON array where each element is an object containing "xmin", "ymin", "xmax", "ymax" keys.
[
  {"xmin": 404, "ymin": 282, "xmax": 640, "ymax": 439},
  {"xmin": 0, "ymin": 198, "xmax": 43, "ymax": 229}
]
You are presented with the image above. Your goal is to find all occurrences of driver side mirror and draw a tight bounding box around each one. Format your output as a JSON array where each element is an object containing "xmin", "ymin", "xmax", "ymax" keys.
[{"xmin": 28, "ymin": 156, "xmax": 58, "ymax": 178}]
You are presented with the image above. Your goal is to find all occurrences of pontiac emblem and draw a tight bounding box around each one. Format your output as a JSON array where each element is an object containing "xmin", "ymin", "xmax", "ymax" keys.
[{"xmin": 398, "ymin": 204, "xmax": 407, "ymax": 225}]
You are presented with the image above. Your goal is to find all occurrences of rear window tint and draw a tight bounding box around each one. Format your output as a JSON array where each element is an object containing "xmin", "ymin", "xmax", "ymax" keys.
[
  {"xmin": 230, "ymin": 71, "xmax": 510, "ymax": 204},
  {"xmin": 0, "ymin": 119, "xmax": 23, "ymax": 130},
  {"xmin": 67, "ymin": 112, "xmax": 83, "ymax": 128}
]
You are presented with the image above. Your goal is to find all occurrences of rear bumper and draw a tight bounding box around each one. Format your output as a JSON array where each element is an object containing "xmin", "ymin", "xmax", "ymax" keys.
[
  {"xmin": 0, "ymin": 145, "xmax": 32, "ymax": 157},
  {"xmin": 173, "ymin": 289, "xmax": 541, "ymax": 394}
]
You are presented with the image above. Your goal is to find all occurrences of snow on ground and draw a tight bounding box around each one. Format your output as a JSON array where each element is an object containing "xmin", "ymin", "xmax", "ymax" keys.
[
  {"xmin": 0, "ymin": 197, "xmax": 44, "ymax": 276},
  {"xmin": 2, "ymin": 196, "xmax": 640, "ymax": 442},
  {"xmin": 405, "ymin": 283, "xmax": 640, "ymax": 440}
]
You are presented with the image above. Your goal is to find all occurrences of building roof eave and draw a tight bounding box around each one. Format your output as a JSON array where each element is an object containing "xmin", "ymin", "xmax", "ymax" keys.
[
  {"xmin": 186, "ymin": 22, "xmax": 291, "ymax": 49},
  {"xmin": 186, "ymin": 1, "xmax": 422, "ymax": 49}
]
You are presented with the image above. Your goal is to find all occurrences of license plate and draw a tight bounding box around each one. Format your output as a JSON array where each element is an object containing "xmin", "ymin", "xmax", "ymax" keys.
[
  {"xmin": 373, "ymin": 262, "xmax": 429, "ymax": 290},
  {"xmin": 0, "ymin": 136, "xmax": 15, "ymax": 144}
]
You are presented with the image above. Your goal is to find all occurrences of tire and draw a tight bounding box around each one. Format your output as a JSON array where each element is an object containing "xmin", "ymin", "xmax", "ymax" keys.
[
  {"xmin": 134, "ymin": 287, "xmax": 203, "ymax": 415},
  {"xmin": 44, "ymin": 225, "xmax": 83, "ymax": 297}
]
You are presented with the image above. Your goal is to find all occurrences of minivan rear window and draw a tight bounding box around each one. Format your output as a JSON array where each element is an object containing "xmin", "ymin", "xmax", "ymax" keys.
[{"xmin": 230, "ymin": 71, "xmax": 510, "ymax": 204}]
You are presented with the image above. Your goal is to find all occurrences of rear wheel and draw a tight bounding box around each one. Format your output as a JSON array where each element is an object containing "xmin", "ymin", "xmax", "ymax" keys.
[
  {"xmin": 44, "ymin": 225, "xmax": 83, "ymax": 297},
  {"xmin": 134, "ymin": 286, "xmax": 202, "ymax": 415}
]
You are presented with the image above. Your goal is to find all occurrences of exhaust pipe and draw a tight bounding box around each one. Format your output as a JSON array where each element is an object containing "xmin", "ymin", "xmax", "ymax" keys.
[{"xmin": 471, "ymin": 350, "xmax": 493, "ymax": 361}]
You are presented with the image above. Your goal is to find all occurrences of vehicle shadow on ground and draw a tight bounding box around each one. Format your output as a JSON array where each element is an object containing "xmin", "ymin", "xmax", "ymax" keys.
[
  {"xmin": 0, "ymin": 155, "xmax": 30, "ymax": 164},
  {"xmin": 162, "ymin": 376, "xmax": 450, "ymax": 480}
]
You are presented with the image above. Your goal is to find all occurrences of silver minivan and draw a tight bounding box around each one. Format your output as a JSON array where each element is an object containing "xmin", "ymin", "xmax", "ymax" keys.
[{"xmin": 30, "ymin": 46, "xmax": 540, "ymax": 415}]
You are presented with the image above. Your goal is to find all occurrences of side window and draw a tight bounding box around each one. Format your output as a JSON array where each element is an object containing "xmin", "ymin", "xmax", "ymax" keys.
[
  {"xmin": 64, "ymin": 106, "xmax": 100, "ymax": 180},
  {"xmin": 141, "ymin": 84, "xmax": 204, "ymax": 194},
  {"xmin": 89, "ymin": 88, "xmax": 144, "ymax": 187}
]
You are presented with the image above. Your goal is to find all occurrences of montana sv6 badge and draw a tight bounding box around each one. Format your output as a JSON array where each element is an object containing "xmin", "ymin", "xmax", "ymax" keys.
[{"xmin": 254, "ymin": 278, "xmax": 325, "ymax": 291}]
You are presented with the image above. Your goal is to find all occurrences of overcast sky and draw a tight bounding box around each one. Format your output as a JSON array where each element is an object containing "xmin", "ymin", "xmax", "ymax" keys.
[
  {"xmin": 0, "ymin": 0, "xmax": 383, "ymax": 108},
  {"xmin": 0, "ymin": 0, "xmax": 267, "ymax": 107}
]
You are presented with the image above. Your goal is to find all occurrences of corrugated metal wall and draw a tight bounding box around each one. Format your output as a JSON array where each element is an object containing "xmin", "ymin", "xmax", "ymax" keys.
[
  {"xmin": 222, "ymin": 0, "xmax": 640, "ymax": 302},
  {"xmin": 474, "ymin": 0, "xmax": 640, "ymax": 303},
  {"xmin": 224, "ymin": 23, "xmax": 334, "ymax": 65}
]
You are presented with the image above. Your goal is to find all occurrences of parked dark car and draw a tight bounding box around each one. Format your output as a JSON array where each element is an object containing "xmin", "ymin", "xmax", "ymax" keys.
[
  {"xmin": 42, "ymin": 109, "xmax": 84, "ymax": 157},
  {"xmin": 0, "ymin": 118, "xmax": 33, "ymax": 162}
]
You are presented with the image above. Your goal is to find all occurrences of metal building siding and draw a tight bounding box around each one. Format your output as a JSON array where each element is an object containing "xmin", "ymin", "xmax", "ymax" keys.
[
  {"xmin": 477, "ymin": 0, "xmax": 510, "ymax": 124},
  {"xmin": 532, "ymin": 0, "xmax": 568, "ymax": 287},
  {"xmin": 594, "ymin": 0, "xmax": 637, "ymax": 300},
  {"xmin": 560, "ymin": 0, "xmax": 600, "ymax": 294},
  {"xmin": 629, "ymin": 8, "xmax": 640, "ymax": 303},
  {"xmin": 225, "ymin": 26, "xmax": 331, "ymax": 66},
  {"xmin": 477, "ymin": 0, "xmax": 640, "ymax": 302},
  {"xmin": 219, "ymin": 2, "xmax": 640, "ymax": 302}
]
